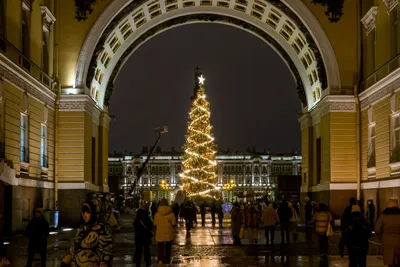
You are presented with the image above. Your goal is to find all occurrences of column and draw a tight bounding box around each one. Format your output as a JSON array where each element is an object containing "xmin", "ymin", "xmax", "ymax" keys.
[
  {"xmin": 57, "ymin": 94, "xmax": 102, "ymax": 226},
  {"xmin": 98, "ymin": 112, "xmax": 111, "ymax": 192}
]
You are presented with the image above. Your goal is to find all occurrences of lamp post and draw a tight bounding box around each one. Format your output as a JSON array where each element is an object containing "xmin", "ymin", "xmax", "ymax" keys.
[
  {"xmin": 160, "ymin": 179, "xmax": 173, "ymax": 202},
  {"xmin": 223, "ymin": 179, "xmax": 236, "ymax": 202}
]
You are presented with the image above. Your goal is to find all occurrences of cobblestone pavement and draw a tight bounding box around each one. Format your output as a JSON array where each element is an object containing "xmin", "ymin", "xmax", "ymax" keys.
[{"xmin": 4, "ymin": 214, "xmax": 385, "ymax": 266}]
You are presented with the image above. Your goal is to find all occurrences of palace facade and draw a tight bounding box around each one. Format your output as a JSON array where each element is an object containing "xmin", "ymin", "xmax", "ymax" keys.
[
  {"xmin": 108, "ymin": 148, "xmax": 302, "ymax": 202},
  {"xmin": 0, "ymin": 0, "xmax": 400, "ymax": 231}
]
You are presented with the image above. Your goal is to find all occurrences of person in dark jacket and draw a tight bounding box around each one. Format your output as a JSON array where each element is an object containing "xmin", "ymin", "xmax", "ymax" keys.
[
  {"xmin": 211, "ymin": 202, "xmax": 217, "ymax": 227},
  {"xmin": 25, "ymin": 208, "xmax": 49, "ymax": 267},
  {"xmin": 278, "ymin": 200, "xmax": 292, "ymax": 244},
  {"xmin": 365, "ymin": 200, "xmax": 376, "ymax": 229},
  {"xmin": 345, "ymin": 205, "xmax": 372, "ymax": 267},
  {"xmin": 217, "ymin": 203, "xmax": 224, "ymax": 227},
  {"xmin": 151, "ymin": 201, "xmax": 157, "ymax": 219},
  {"xmin": 133, "ymin": 202, "xmax": 153, "ymax": 267},
  {"xmin": 304, "ymin": 197, "xmax": 313, "ymax": 244},
  {"xmin": 340, "ymin": 197, "xmax": 357, "ymax": 257},
  {"xmin": 183, "ymin": 201, "xmax": 196, "ymax": 235},
  {"xmin": 172, "ymin": 202, "xmax": 180, "ymax": 224},
  {"xmin": 200, "ymin": 202, "xmax": 207, "ymax": 226}
]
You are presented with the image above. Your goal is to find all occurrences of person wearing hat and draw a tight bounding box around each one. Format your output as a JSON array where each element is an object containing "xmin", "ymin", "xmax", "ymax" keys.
[
  {"xmin": 25, "ymin": 208, "xmax": 49, "ymax": 267},
  {"xmin": 60, "ymin": 201, "xmax": 114, "ymax": 267},
  {"xmin": 375, "ymin": 199, "xmax": 400, "ymax": 267},
  {"xmin": 345, "ymin": 205, "xmax": 372, "ymax": 267}
]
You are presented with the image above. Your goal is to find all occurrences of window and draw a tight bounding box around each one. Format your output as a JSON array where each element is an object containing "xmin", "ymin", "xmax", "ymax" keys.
[
  {"xmin": 367, "ymin": 29, "xmax": 376, "ymax": 76},
  {"xmin": 368, "ymin": 124, "xmax": 376, "ymax": 168},
  {"xmin": 20, "ymin": 113, "xmax": 28, "ymax": 163},
  {"xmin": 392, "ymin": 115, "xmax": 400, "ymax": 162},
  {"xmin": 0, "ymin": 0, "xmax": 5, "ymax": 38},
  {"xmin": 390, "ymin": 6, "xmax": 399, "ymax": 58},
  {"xmin": 40, "ymin": 124, "xmax": 47, "ymax": 168},
  {"xmin": 42, "ymin": 31, "xmax": 49, "ymax": 74}
]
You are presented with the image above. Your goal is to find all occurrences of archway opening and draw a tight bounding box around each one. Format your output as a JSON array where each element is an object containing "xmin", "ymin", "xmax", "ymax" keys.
[{"xmin": 108, "ymin": 23, "xmax": 302, "ymax": 202}]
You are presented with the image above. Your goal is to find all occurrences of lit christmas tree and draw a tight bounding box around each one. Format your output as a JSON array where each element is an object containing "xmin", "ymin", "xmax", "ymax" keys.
[{"xmin": 179, "ymin": 69, "xmax": 219, "ymax": 197}]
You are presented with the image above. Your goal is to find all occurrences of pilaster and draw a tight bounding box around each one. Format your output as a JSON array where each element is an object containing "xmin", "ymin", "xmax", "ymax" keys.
[{"xmin": 57, "ymin": 94, "xmax": 104, "ymax": 226}]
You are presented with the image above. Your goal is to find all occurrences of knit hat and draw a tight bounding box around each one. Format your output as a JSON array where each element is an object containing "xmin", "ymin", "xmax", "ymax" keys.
[
  {"xmin": 351, "ymin": 205, "xmax": 361, "ymax": 213},
  {"xmin": 386, "ymin": 199, "xmax": 399, "ymax": 208}
]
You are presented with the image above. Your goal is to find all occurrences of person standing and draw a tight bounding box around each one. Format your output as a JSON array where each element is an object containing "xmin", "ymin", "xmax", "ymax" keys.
[
  {"xmin": 247, "ymin": 204, "xmax": 260, "ymax": 245},
  {"xmin": 61, "ymin": 201, "xmax": 114, "ymax": 267},
  {"xmin": 310, "ymin": 203, "xmax": 332, "ymax": 260},
  {"xmin": 345, "ymin": 205, "xmax": 372, "ymax": 267},
  {"xmin": 288, "ymin": 201, "xmax": 299, "ymax": 242},
  {"xmin": 262, "ymin": 203, "xmax": 279, "ymax": 246},
  {"xmin": 183, "ymin": 200, "xmax": 195, "ymax": 235},
  {"xmin": 304, "ymin": 197, "xmax": 313, "ymax": 245},
  {"xmin": 133, "ymin": 202, "xmax": 153, "ymax": 267},
  {"xmin": 200, "ymin": 202, "xmax": 207, "ymax": 227},
  {"xmin": 211, "ymin": 202, "xmax": 217, "ymax": 227},
  {"xmin": 375, "ymin": 199, "xmax": 400, "ymax": 267},
  {"xmin": 25, "ymin": 208, "xmax": 49, "ymax": 267},
  {"xmin": 365, "ymin": 200, "xmax": 376, "ymax": 230},
  {"xmin": 340, "ymin": 197, "xmax": 357, "ymax": 257},
  {"xmin": 172, "ymin": 202, "xmax": 180, "ymax": 224},
  {"xmin": 278, "ymin": 200, "xmax": 292, "ymax": 244},
  {"xmin": 151, "ymin": 201, "xmax": 158, "ymax": 219},
  {"xmin": 154, "ymin": 199, "xmax": 177, "ymax": 265},
  {"xmin": 217, "ymin": 203, "xmax": 224, "ymax": 227},
  {"xmin": 230, "ymin": 202, "xmax": 244, "ymax": 245}
]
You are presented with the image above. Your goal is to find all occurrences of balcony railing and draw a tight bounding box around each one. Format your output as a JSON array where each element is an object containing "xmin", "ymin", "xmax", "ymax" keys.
[
  {"xmin": 360, "ymin": 52, "xmax": 400, "ymax": 93},
  {"xmin": 0, "ymin": 34, "xmax": 56, "ymax": 93}
]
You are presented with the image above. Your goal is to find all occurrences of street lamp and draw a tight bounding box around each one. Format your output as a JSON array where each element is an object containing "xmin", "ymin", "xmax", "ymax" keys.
[{"xmin": 160, "ymin": 180, "xmax": 172, "ymax": 191}]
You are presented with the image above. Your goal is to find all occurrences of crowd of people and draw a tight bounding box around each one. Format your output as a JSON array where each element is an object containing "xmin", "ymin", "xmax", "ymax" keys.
[{"xmin": 0, "ymin": 196, "xmax": 399, "ymax": 267}]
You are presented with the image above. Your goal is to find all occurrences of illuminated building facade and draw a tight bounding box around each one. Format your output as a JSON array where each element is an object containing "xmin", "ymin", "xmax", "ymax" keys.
[{"xmin": 108, "ymin": 149, "xmax": 301, "ymax": 202}]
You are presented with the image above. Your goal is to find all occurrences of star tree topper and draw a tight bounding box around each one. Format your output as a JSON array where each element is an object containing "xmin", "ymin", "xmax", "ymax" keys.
[{"xmin": 198, "ymin": 75, "xmax": 205, "ymax": 85}]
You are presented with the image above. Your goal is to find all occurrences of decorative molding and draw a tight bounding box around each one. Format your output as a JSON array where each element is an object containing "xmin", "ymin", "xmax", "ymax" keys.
[
  {"xmin": 22, "ymin": 0, "xmax": 31, "ymax": 11},
  {"xmin": 0, "ymin": 53, "xmax": 56, "ymax": 108},
  {"xmin": 367, "ymin": 167, "xmax": 376, "ymax": 179},
  {"xmin": 309, "ymin": 95, "xmax": 356, "ymax": 125},
  {"xmin": 389, "ymin": 162, "xmax": 400, "ymax": 176},
  {"xmin": 359, "ymin": 67, "xmax": 400, "ymax": 110},
  {"xmin": 298, "ymin": 113, "xmax": 312, "ymax": 131},
  {"xmin": 59, "ymin": 94, "xmax": 102, "ymax": 118},
  {"xmin": 58, "ymin": 182, "xmax": 100, "ymax": 192},
  {"xmin": 383, "ymin": 0, "xmax": 399, "ymax": 11},
  {"xmin": 361, "ymin": 6, "xmax": 378, "ymax": 36},
  {"xmin": 361, "ymin": 177, "xmax": 400, "ymax": 189},
  {"xmin": 74, "ymin": 0, "xmax": 341, "ymax": 111},
  {"xmin": 40, "ymin": 6, "xmax": 56, "ymax": 32},
  {"xmin": 99, "ymin": 112, "xmax": 111, "ymax": 129},
  {"xmin": 0, "ymin": 160, "xmax": 54, "ymax": 189}
]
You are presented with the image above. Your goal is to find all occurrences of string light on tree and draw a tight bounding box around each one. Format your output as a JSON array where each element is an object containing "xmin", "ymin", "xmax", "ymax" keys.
[{"xmin": 179, "ymin": 68, "xmax": 220, "ymax": 198}]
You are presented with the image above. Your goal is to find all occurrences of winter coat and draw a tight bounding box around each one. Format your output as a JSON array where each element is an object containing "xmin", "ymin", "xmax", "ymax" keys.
[
  {"xmin": 345, "ymin": 212, "xmax": 372, "ymax": 250},
  {"xmin": 247, "ymin": 208, "xmax": 260, "ymax": 229},
  {"xmin": 375, "ymin": 207, "xmax": 400, "ymax": 265},
  {"xmin": 304, "ymin": 201, "xmax": 313, "ymax": 223},
  {"xmin": 24, "ymin": 210, "xmax": 49, "ymax": 252},
  {"xmin": 133, "ymin": 208, "xmax": 153, "ymax": 245},
  {"xmin": 311, "ymin": 211, "xmax": 332, "ymax": 235},
  {"xmin": 230, "ymin": 207, "xmax": 243, "ymax": 236},
  {"xmin": 262, "ymin": 205, "xmax": 279, "ymax": 227},
  {"xmin": 278, "ymin": 202, "xmax": 292, "ymax": 225},
  {"xmin": 341, "ymin": 205, "xmax": 353, "ymax": 232},
  {"xmin": 154, "ymin": 205, "xmax": 177, "ymax": 242},
  {"xmin": 62, "ymin": 202, "xmax": 114, "ymax": 267}
]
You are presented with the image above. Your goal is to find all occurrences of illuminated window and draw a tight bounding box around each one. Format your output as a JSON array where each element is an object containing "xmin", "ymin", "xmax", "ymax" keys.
[
  {"xmin": 368, "ymin": 124, "xmax": 376, "ymax": 168},
  {"xmin": 40, "ymin": 124, "xmax": 48, "ymax": 167},
  {"xmin": 391, "ymin": 114, "xmax": 400, "ymax": 162},
  {"xmin": 20, "ymin": 113, "xmax": 28, "ymax": 163}
]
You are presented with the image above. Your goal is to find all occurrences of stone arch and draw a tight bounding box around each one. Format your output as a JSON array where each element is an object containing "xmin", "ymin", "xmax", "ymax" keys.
[{"xmin": 73, "ymin": 0, "xmax": 341, "ymax": 111}]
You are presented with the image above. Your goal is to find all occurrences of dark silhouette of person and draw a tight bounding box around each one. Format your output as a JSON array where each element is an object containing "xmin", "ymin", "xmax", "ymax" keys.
[
  {"xmin": 366, "ymin": 200, "xmax": 376, "ymax": 229},
  {"xmin": 25, "ymin": 208, "xmax": 49, "ymax": 267},
  {"xmin": 211, "ymin": 202, "xmax": 217, "ymax": 227},
  {"xmin": 200, "ymin": 202, "xmax": 207, "ymax": 226},
  {"xmin": 172, "ymin": 202, "xmax": 180, "ymax": 223},
  {"xmin": 278, "ymin": 200, "xmax": 292, "ymax": 244},
  {"xmin": 151, "ymin": 201, "xmax": 157, "ymax": 219},
  {"xmin": 133, "ymin": 202, "xmax": 153, "ymax": 267},
  {"xmin": 217, "ymin": 203, "xmax": 224, "ymax": 227},
  {"xmin": 340, "ymin": 197, "xmax": 357, "ymax": 257}
]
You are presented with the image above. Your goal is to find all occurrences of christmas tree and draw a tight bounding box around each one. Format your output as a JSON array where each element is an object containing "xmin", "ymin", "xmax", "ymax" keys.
[{"xmin": 179, "ymin": 69, "xmax": 219, "ymax": 197}]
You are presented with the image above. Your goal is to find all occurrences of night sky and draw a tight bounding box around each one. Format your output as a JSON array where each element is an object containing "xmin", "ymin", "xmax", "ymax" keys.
[{"xmin": 109, "ymin": 23, "xmax": 301, "ymax": 155}]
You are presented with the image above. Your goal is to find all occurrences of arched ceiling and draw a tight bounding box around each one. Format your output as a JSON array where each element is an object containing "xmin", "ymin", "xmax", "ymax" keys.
[{"xmin": 73, "ymin": 0, "xmax": 341, "ymax": 111}]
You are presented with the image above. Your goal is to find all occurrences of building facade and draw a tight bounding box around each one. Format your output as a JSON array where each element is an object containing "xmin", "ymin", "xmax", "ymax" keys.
[
  {"xmin": 108, "ymin": 149, "xmax": 302, "ymax": 203},
  {"xmin": 0, "ymin": 0, "xmax": 400, "ymax": 231}
]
